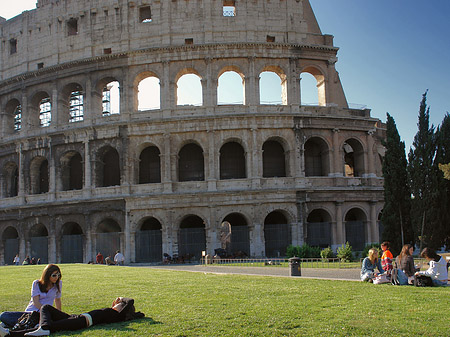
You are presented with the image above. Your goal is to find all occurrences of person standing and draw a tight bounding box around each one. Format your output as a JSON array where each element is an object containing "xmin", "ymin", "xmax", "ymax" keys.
[{"xmin": 13, "ymin": 255, "xmax": 20, "ymax": 266}]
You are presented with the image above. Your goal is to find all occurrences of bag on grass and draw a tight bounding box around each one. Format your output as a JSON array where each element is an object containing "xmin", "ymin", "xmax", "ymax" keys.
[
  {"xmin": 373, "ymin": 273, "xmax": 390, "ymax": 284},
  {"xmin": 414, "ymin": 274, "xmax": 433, "ymax": 287},
  {"xmin": 10, "ymin": 311, "xmax": 39, "ymax": 331}
]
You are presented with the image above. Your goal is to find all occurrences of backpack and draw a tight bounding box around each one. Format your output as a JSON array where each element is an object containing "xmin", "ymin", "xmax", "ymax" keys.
[{"xmin": 414, "ymin": 274, "xmax": 433, "ymax": 287}]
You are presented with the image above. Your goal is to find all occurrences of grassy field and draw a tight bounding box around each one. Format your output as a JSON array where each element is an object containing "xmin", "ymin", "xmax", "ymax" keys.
[{"xmin": 0, "ymin": 264, "xmax": 448, "ymax": 336}]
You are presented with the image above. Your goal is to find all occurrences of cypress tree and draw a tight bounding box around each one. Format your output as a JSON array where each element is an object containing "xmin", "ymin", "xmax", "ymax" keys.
[
  {"xmin": 381, "ymin": 113, "xmax": 413, "ymax": 254},
  {"xmin": 433, "ymin": 113, "xmax": 450, "ymax": 248},
  {"xmin": 407, "ymin": 91, "xmax": 436, "ymax": 250}
]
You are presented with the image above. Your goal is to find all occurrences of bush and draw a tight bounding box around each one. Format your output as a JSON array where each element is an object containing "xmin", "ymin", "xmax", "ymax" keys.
[
  {"xmin": 286, "ymin": 244, "xmax": 321, "ymax": 258},
  {"xmin": 362, "ymin": 243, "xmax": 381, "ymax": 258},
  {"xmin": 336, "ymin": 242, "xmax": 353, "ymax": 262},
  {"xmin": 320, "ymin": 246, "xmax": 335, "ymax": 261}
]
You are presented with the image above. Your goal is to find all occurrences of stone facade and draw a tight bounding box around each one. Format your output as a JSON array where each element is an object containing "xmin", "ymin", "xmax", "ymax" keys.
[{"xmin": 0, "ymin": 0, "xmax": 385, "ymax": 264}]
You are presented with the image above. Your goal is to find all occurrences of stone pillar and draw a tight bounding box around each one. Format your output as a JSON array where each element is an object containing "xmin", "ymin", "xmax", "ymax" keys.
[
  {"xmin": 52, "ymin": 85, "xmax": 60, "ymax": 129},
  {"xmin": 161, "ymin": 61, "xmax": 171, "ymax": 110},
  {"xmin": 84, "ymin": 76, "xmax": 93, "ymax": 124},
  {"xmin": 48, "ymin": 230, "xmax": 57, "ymax": 264},
  {"xmin": 335, "ymin": 201, "xmax": 344, "ymax": 247},
  {"xmin": 84, "ymin": 230, "xmax": 92, "ymax": 263},
  {"xmin": 83, "ymin": 140, "xmax": 92, "ymax": 197},
  {"xmin": 245, "ymin": 57, "xmax": 259, "ymax": 107},
  {"xmin": 366, "ymin": 130, "xmax": 376, "ymax": 178},
  {"xmin": 288, "ymin": 58, "xmax": 300, "ymax": 107},
  {"xmin": 331, "ymin": 128, "xmax": 342, "ymax": 177},
  {"xmin": 124, "ymin": 211, "xmax": 131, "ymax": 264},
  {"xmin": 250, "ymin": 128, "xmax": 261, "ymax": 188},
  {"xmin": 207, "ymin": 130, "xmax": 217, "ymax": 191},
  {"xmin": 250, "ymin": 223, "xmax": 265, "ymax": 257},
  {"xmin": 162, "ymin": 133, "xmax": 173, "ymax": 193},
  {"xmin": 48, "ymin": 140, "xmax": 56, "ymax": 201},
  {"xmin": 369, "ymin": 201, "xmax": 378, "ymax": 244},
  {"xmin": 203, "ymin": 58, "xmax": 216, "ymax": 108},
  {"xmin": 18, "ymin": 142, "xmax": 26, "ymax": 200}
]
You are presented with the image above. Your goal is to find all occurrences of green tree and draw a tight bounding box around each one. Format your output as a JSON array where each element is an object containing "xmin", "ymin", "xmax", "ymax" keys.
[
  {"xmin": 433, "ymin": 113, "xmax": 450, "ymax": 248},
  {"xmin": 407, "ymin": 91, "xmax": 436, "ymax": 250},
  {"xmin": 381, "ymin": 113, "xmax": 413, "ymax": 254}
]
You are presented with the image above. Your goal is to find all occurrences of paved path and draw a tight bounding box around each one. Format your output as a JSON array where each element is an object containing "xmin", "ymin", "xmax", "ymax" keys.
[{"xmin": 141, "ymin": 264, "xmax": 361, "ymax": 281}]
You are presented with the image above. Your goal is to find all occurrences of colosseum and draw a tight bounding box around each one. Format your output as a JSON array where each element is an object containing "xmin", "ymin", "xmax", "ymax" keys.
[{"xmin": 0, "ymin": 0, "xmax": 385, "ymax": 265}]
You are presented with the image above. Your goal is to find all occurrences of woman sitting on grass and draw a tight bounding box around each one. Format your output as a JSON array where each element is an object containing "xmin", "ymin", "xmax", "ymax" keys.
[
  {"xmin": 0, "ymin": 264, "xmax": 62, "ymax": 329},
  {"xmin": 360, "ymin": 248, "xmax": 384, "ymax": 282},
  {"xmin": 395, "ymin": 244, "xmax": 417, "ymax": 285},
  {"xmin": 0, "ymin": 297, "xmax": 144, "ymax": 336},
  {"xmin": 415, "ymin": 247, "xmax": 448, "ymax": 287}
]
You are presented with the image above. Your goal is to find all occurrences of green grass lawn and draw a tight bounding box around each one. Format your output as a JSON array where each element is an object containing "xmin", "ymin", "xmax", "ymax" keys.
[{"xmin": 0, "ymin": 264, "xmax": 448, "ymax": 336}]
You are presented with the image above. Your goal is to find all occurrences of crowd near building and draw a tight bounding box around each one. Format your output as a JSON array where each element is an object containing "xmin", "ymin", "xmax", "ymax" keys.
[{"xmin": 0, "ymin": 0, "xmax": 385, "ymax": 265}]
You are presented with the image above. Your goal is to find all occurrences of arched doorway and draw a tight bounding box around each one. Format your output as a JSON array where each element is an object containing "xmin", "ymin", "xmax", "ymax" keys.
[
  {"xmin": 61, "ymin": 222, "xmax": 84, "ymax": 263},
  {"xmin": 222, "ymin": 213, "xmax": 250, "ymax": 257},
  {"xmin": 264, "ymin": 211, "xmax": 290, "ymax": 257},
  {"xmin": 135, "ymin": 217, "xmax": 163, "ymax": 262},
  {"xmin": 178, "ymin": 215, "xmax": 206, "ymax": 260},
  {"xmin": 96, "ymin": 219, "xmax": 121, "ymax": 260},
  {"xmin": 306, "ymin": 209, "xmax": 332, "ymax": 248},
  {"xmin": 3, "ymin": 226, "xmax": 19, "ymax": 265},
  {"xmin": 30, "ymin": 224, "xmax": 48, "ymax": 263},
  {"xmin": 345, "ymin": 208, "xmax": 366, "ymax": 251}
]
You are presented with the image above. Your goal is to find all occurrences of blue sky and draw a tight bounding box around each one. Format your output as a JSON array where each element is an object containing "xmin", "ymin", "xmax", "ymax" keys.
[{"xmin": 2, "ymin": 0, "xmax": 449, "ymax": 151}]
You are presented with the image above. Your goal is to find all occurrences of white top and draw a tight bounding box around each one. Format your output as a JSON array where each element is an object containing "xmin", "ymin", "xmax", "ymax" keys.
[
  {"xmin": 419, "ymin": 256, "xmax": 448, "ymax": 282},
  {"xmin": 25, "ymin": 279, "xmax": 62, "ymax": 312},
  {"xmin": 114, "ymin": 252, "xmax": 125, "ymax": 263}
]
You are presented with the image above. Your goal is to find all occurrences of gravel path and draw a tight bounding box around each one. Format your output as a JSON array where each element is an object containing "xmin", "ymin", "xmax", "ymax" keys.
[{"xmin": 140, "ymin": 264, "xmax": 361, "ymax": 281}]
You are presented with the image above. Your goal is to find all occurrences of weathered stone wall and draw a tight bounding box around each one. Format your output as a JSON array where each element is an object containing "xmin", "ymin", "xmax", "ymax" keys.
[{"xmin": 0, "ymin": 0, "xmax": 385, "ymax": 265}]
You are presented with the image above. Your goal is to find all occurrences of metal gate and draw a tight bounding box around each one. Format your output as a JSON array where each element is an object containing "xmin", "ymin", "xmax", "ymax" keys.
[
  {"xmin": 135, "ymin": 230, "xmax": 162, "ymax": 262},
  {"xmin": 264, "ymin": 223, "xmax": 290, "ymax": 257},
  {"xmin": 178, "ymin": 227, "xmax": 206, "ymax": 260},
  {"xmin": 345, "ymin": 221, "xmax": 365, "ymax": 251},
  {"xmin": 31, "ymin": 236, "xmax": 48, "ymax": 263},
  {"xmin": 61, "ymin": 235, "xmax": 83, "ymax": 263},
  {"xmin": 96, "ymin": 232, "xmax": 121, "ymax": 259},
  {"xmin": 229, "ymin": 225, "xmax": 250, "ymax": 256},
  {"xmin": 4, "ymin": 238, "xmax": 19, "ymax": 265},
  {"xmin": 306, "ymin": 222, "xmax": 331, "ymax": 248}
]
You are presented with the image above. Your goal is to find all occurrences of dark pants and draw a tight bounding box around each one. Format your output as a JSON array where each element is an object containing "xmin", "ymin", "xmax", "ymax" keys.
[{"xmin": 8, "ymin": 305, "xmax": 88, "ymax": 337}]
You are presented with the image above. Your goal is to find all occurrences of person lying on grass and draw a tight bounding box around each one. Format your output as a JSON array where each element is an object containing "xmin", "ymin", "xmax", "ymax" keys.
[{"xmin": 0, "ymin": 297, "xmax": 144, "ymax": 337}]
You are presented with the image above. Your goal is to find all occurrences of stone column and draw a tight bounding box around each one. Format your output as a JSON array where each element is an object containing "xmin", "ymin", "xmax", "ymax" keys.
[
  {"xmin": 369, "ymin": 201, "xmax": 378, "ymax": 244},
  {"xmin": 51, "ymin": 85, "xmax": 60, "ymax": 129},
  {"xmin": 162, "ymin": 133, "xmax": 173, "ymax": 193},
  {"xmin": 288, "ymin": 58, "xmax": 300, "ymax": 108},
  {"xmin": 124, "ymin": 211, "xmax": 131, "ymax": 264},
  {"xmin": 331, "ymin": 128, "xmax": 342, "ymax": 177},
  {"xmin": 84, "ymin": 76, "xmax": 93, "ymax": 124},
  {"xmin": 48, "ymin": 139, "xmax": 56, "ymax": 201},
  {"xmin": 250, "ymin": 222, "xmax": 265, "ymax": 257},
  {"xmin": 335, "ymin": 201, "xmax": 344, "ymax": 247},
  {"xmin": 366, "ymin": 130, "xmax": 376, "ymax": 178},
  {"xmin": 84, "ymin": 230, "xmax": 92, "ymax": 263},
  {"xmin": 17, "ymin": 143, "xmax": 26, "ymax": 201},
  {"xmin": 207, "ymin": 130, "xmax": 217, "ymax": 191},
  {"xmin": 161, "ymin": 61, "xmax": 171, "ymax": 111},
  {"xmin": 83, "ymin": 140, "xmax": 92, "ymax": 197}
]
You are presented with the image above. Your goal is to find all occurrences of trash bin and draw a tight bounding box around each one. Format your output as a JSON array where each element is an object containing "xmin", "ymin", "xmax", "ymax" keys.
[{"xmin": 289, "ymin": 257, "xmax": 301, "ymax": 277}]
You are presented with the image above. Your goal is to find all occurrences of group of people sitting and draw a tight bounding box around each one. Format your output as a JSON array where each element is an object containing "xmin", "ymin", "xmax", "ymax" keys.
[
  {"xmin": 361, "ymin": 242, "xmax": 448, "ymax": 286},
  {"xmin": 0, "ymin": 264, "xmax": 143, "ymax": 337}
]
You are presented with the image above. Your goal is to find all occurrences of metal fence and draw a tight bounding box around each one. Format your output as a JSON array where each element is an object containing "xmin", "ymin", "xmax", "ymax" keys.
[{"xmin": 201, "ymin": 257, "xmax": 361, "ymax": 269}]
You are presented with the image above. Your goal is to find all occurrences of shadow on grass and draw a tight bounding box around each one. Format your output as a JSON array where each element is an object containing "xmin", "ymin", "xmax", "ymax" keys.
[{"xmin": 54, "ymin": 317, "xmax": 161, "ymax": 336}]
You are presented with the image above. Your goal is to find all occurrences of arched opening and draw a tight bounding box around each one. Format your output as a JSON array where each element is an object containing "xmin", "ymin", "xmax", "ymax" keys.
[
  {"xmin": 222, "ymin": 213, "xmax": 249, "ymax": 257},
  {"xmin": 259, "ymin": 71, "xmax": 286, "ymax": 105},
  {"xmin": 306, "ymin": 209, "xmax": 332, "ymax": 248},
  {"xmin": 61, "ymin": 151, "xmax": 83, "ymax": 191},
  {"xmin": 30, "ymin": 224, "xmax": 48, "ymax": 263},
  {"xmin": 176, "ymin": 73, "xmax": 203, "ymax": 106},
  {"xmin": 262, "ymin": 140, "xmax": 286, "ymax": 178},
  {"xmin": 96, "ymin": 219, "xmax": 122, "ymax": 260},
  {"xmin": 6, "ymin": 99, "xmax": 21, "ymax": 132},
  {"xmin": 178, "ymin": 143, "xmax": 204, "ymax": 182},
  {"xmin": 139, "ymin": 146, "xmax": 161, "ymax": 184},
  {"xmin": 345, "ymin": 208, "xmax": 366, "ymax": 251},
  {"xmin": 39, "ymin": 96, "xmax": 52, "ymax": 127},
  {"xmin": 178, "ymin": 215, "xmax": 206, "ymax": 261},
  {"xmin": 3, "ymin": 226, "xmax": 19, "ymax": 265},
  {"xmin": 343, "ymin": 139, "xmax": 365, "ymax": 177},
  {"xmin": 301, "ymin": 67, "xmax": 326, "ymax": 106},
  {"xmin": 3, "ymin": 162, "xmax": 19, "ymax": 198},
  {"xmin": 97, "ymin": 147, "xmax": 121, "ymax": 187},
  {"xmin": 136, "ymin": 217, "xmax": 162, "ymax": 262},
  {"xmin": 264, "ymin": 211, "xmax": 290, "ymax": 257},
  {"xmin": 30, "ymin": 156, "xmax": 49, "ymax": 194},
  {"xmin": 219, "ymin": 142, "xmax": 246, "ymax": 180},
  {"xmin": 217, "ymin": 70, "xmax": 244, "ymax": 105},
  {"xmin": 66, "ymin": 84, "xmax": 84, "ymax": 123},
  {"xmin": 61, "ymin": 222, "xmax": 84, "ymax": 263},
  {"xmin": 138, "ymin": 76, "xmax": 161, "ymax": 111},
  {"xmin": 102, "ymin": 80, "xmax": 120, "ymax": 116},
  {"xmin": 304, "ymin": 137, "xmax": 330, "ymax": 177}
]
